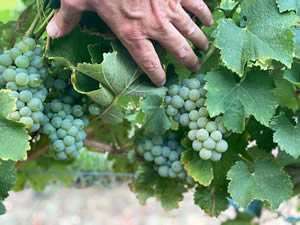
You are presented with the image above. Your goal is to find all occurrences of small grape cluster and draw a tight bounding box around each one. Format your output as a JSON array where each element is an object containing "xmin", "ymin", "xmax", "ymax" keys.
[
  {"xmin": 137, "ymin": 131, "xmax": 193, "ymax": 184},
  {"xmin": 41, "ymin": 99, "xmax": 88, "ymax": 160},
  {"xmin": 165, "ymin": 75, "xmax": 229, "ymax": 161},
  {"xmin": 0, "ymin": 38, "xmax": 48, "ymax": 132}
]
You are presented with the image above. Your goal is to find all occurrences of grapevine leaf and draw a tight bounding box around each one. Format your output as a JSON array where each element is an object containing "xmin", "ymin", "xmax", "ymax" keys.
[
  {"xmin": 101, "ymin": 105, "xmax": 124, "ymax": 124},
  {"xmin": 276, "ymin": 0, "xmax": 300, "ymax": 16},
  {"xmin": 194, "ymin": 186, "xmax": 229, "ymax": 217},
  {"xmin": 283, "ymin": 63, "xmax": 300, "ymax": 87},
  {"xmin": 181, "ymin": 149, "xmax": 213, "ymax": 186},
  {"xmin": 220, "ymin": 0, "xmax": 239, "ymax": 11},
  {"xmin": 165, "ymin": 53, "xmax": 190, "ymax": 82},
  {"xmin": 292, "ymin": 27, "xmax": 300, "ymax": 58},
  {"xmin": 0, "ymin": 90, "xmax": 31, "ymax": 161},
  {"xmin": 227, "ymin": 159, "xmax": 293, "ymax": 209},
  {"xmin": 222, "ymin": 212, "xmax": 257, "ymax": 225},
  {"xmin": 273, "ymin": 71, "xmax": 298, "ymax": 112},
  {"xmin": 216, "ymin": 0, "xmax": 297, "ymax": 75},
  {"xmin": 88, "ymin": 43, "xmax": 111, "ymax": 64},
  {"xmin": 270, "ymin": 113, "xmax": 300, "ymax": 158},
  {"xmin": 0, "ymin": 160, "xmax": 16, "ymax": 215},
  {"xmin": 205, "ymin": 68, "xmax": 277, "ymax": 133}
]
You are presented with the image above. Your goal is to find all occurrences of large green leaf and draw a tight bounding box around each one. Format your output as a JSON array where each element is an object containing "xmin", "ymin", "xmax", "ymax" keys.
[
  {"xmin": 205, "ymin": 68, "xmax": 277, "ymax": 133},
  {"xmin": 276, "ymin": 0, "xmax": 300, "ymax": 16},
  {"xmin": 0, "ymin": 160, "xmax": 16, "ymax": 215},
  {"xmin": 0, "ymin": 90, "xmax": 31, "ymax": 161},
  {"xmin": 216, "ymin": 0, "xmax": 297, "ymax": 75},
  {"xmin": 227, "ymin": 159, "xmax": 292, "ymax": 209},
  {"xmin": 283, "ymin": 63, "xmax": 300, "ymax": 87},
  {"xmin": 292, "ymin": 27, "xmax": 300, "ymax": 58},
  {"xmin": 141, "ymin": 95, "xmax": 171, "ymax": 135},
  {"xmin": 270, "ymin": 113, "xmax": 300, "ymax": 158}
]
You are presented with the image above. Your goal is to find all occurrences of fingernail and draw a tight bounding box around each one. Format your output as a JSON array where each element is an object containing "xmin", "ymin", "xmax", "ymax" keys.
[
  {"xmin": 157, "ymin": 78, "xmax": 166, "ymax": 86},
  {"xmin": 209, "ymin": 19, "xmax": 214, "ymax": 27},
  {"xmin": 47, "ymin": 20, "xmax": 59, "ymax": 38}
]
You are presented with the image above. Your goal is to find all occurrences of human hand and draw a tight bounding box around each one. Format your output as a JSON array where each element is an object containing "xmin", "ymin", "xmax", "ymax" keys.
[{"xmin": 47, "ymin": 0, "xmax": 213, "ymax": 86}]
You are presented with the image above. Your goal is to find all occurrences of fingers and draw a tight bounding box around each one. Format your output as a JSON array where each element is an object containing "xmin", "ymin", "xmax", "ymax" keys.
[
  {"xmin": 154, "ymin": 23, "xmax": 200, "ymax": 72},
  {"xmin": 171, "ymin": 7, "xmax": 208, "ymax": 51},
  {"xmin": 46, "ymin": 0, "xmax": 83, "ymax": 38},
  {"xmin": 120, "ymin": 38, "xmax": 166, "ymax": 86},
  {"xmin": 182, "ymin": 0, "xmax": 213, "ymax": 27}
]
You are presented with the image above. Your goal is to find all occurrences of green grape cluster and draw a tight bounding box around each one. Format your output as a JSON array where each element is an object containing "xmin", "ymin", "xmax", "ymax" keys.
[
  {"xmin": 137, "ymin": 131, "xmax": 194, "ymax": 184},
  {"xmin": 0, "ymin": 38, "xmax": 48, "ymax": 132},
  {"xmin": 41, "ymin": 99, "xmax": 88, "ymax": 160},
  {"xmin": 165, "ymin": 75, "xmax": 229, "ymax": 161}
]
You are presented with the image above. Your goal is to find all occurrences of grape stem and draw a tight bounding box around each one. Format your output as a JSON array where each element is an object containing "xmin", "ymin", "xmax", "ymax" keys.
[
  {"xmin": 34, "ymin": 9, "xmax": 56, "ymax": 39},
  {"xmin": 92, "ymin": 97, "xmax": 119, "ymax": 122},
  {"xmin": 24, "ymin": 14, "xmax": 40, "ymax": 39},
  {"xmin": 15, "ymin": 143, "xmax": 51, "ymax": 169}
]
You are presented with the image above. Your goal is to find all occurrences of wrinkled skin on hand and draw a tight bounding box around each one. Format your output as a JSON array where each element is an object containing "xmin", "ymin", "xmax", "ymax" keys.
[{"xmin": 47, "ymin": 0, "xmax": 213, "ymax": 86}]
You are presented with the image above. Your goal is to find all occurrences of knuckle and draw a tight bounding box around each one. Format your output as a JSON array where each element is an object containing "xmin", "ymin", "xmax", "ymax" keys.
[
  {"xmin": 119, "ymin": 24, "xmax": 143, "ymax": 42},
  {"xmin": 186, "ymin": 25, "xmax": 197, "ymax": 36},
  {"xmin": 63, "ymin": 0, "xmax": 84, "ymax": 10},
  {"xmin": 177, "ymin": 45, "xmax": 190, "ymax": 59},
  {"xmin": 142, "ymin": 60, "xmax": 161, "ymax": 73},
  {"xmin": 196, "ymin": 0, "xmax": 205, "ymax": 10}
]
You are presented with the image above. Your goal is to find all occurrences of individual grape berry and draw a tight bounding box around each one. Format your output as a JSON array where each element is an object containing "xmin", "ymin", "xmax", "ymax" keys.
[
  {"xmin": 51, "ymin": 100, "xmax": 63, "ymax": 113},
  {"xmin": 51, "ymin": 117, "xmax": 63, "ymax": 128},
  {"xmin": 64, "ymin": 135, "xmax": 75, "ymax": 146},
  {"xmin": 173, "ymin": 113, "xmax": 181, "ymax": 122},
  {"xmin": 28, "ymin": 74, "xmax": 41, "ymax": 88},
  {"xmin": 217, "ymin": 123, "xmax": 227, "ymax": 134},
  {"xmin": 10, "ymin": 91, "xmax": 18, "ymax": 98},
  {"xmin": 0, "ymin": 54, "xmax": 12, "ymax": 67},
  {"xmin": 179, "ymin": 86, "xmax": 189, "ymax": 100},
  {"xmin": 210, "ymin": 130, "xmax": 222, "ymax": 142},
  {"xmin": 168, "ymin": 151, "xmax": 179, "ymax": 161},
  {"xmin": 196, "ymin": 98, "xmax": 205, "ymax": 108},
  {"xmin": 43, "ymin": 123, "xmax": 56, "ymax": 135},
  {"xmin": 199, "ymin": 88, "xmax": 207, "ymax": 97},
  {"xmin": 144, "ymin": 152, "xmax": 154, "ymax": 161},
  {"xmin": 15, "ymin": 55, "xmax": 29, "ymax": 68},
  {"xmin": 20, "ymin": 117, "xmax": 33, "ymax": 128},
  {"xmin": 27, "ymin": 98, "xmax": 42, "ymax": 112},
  {"xmin": 19, "ymin": 90, "xmax": 32, "ymax": 103},
  {"xmin": 54, "ymin": 79, "xmax": 66, "ymax": 91},
  {"xmin": 144, "ymin": 140, "xmax": 153, "ymax": 151},
  {"xmin": 158, "ymin": 166, "xmax": 169, "ymax": 177},
  {"xmin": 189, "ymin": 121, "xmax": 198, "ymax": 130},
  {"xmin": 33, "ymin": 46, "xmax": 43, "ymax": 56},
  {"xmin": 57, "ymin": 128, "xmax": 67, "ymax": 139},
  {"xmin": 162, "ymin": 146, "xmax": 171, "ymax": 157},
  {"xmin": 6, "ymin": 82, "xmax": 18, "ymax": 91},
  {"xmin": 187, "ymin": 78, "xmax": 201, "ymax": 90},
  {"xmin": 205, "ymin": 121, "xmax": 217, "ymax": 133},
  {"xmin": 167, "ymin": 130, "xmax": 177, "ymax": 140},
  {"xmin": 31, "ymin": 56, "xmax": 44, "ymax": 69},
  {"xmin": 3, "ymin": 69, "xmax": 16, "ymax": 82},
  {"xmin": 166, "ymin": 105, "xmax": 178, "ymax": 117},
  {"xmin": 152, "ymin": 145, "xmax": 162, "ymax": 156},
  {"xmin": 24, "ymin": 51, "xmax": 34, "ymax": 61},
  {"xmin": 168, "ymin": 84, "xmax": 180, "ymax": 96},
  {"xmin": 24, "ymin": 38, "xmax": 36, "ymax": 50},
  {"xmin": 164, "ymin": 96, "xmax": 172, "ymax": 104},
  {"xmin": 168, "ymin": 168, "xmax": 177, "ymax": 178},
  {"xmin": 44, "ymin": 77, "xmax": 54, "ymax": 89},
  {"xmin": 198, "ymin": 107, "xmax": 209, "ymax": 117},
  {"xmin": 65, "ymin": 145, "xmax": 77, "ymax": 154},
  {"xmin": 9, "ymin": 48, "xmax": 21, "ymax": 60},
  {"xmin": 8, "ymin": 111, "xmax": 20, "ymax": 121},
  {"xmin": 171, "ymin": 95, "xmax": 184, "ymax": 109},
  {"xmin": 53, "ymin": 140, "xmax": 65, "ymax": 152},
  {"xmin": 73, "ymin": 119, "xmax": 84, "ymax": 129},
  {"xmin": 56, "ymin": 151, "xmax": 68, "ymax": 160},
  {"xmin": 192, "ymin": 140, "xmax": 203, "ymax": 151},
  {"xmin": 197, "ymin": 117, "xmax": 209, "ymax": 128},
  {"xmin": 65, "ymin": 114, "xmax": 74, "ymax": 122},
  {"xmin": 154, "ymin": 156, "xmax": 166, "ymax": 165},
  {"xmin": 75, "ymin": 141, "xmax": 84, "ymax": 149},
  {"xmin": 68, "ymin": 126, "xmax": 79, "ymax": 137},
  {"xmin": 178, "ymin": 172, "xmax": 186, "ymax": 179},
  {"xmin": 152, "ymin": 136, "xmax": 163, "ymax": 145},
  {"xmin": 188, "ymin": 130, "xmax": 197, "ymax": 141},
  {"xmin": 215, "ymin": 116, "xmax": 223, "ymax": 124},
  {"xmin": 20, "ymin": 106, "xmax": 32, "ymax": 117},
  {"xmin": 16, "ymin": 100, "xmax": 25, "ymax": 110},
  {"xmin": 179, "ymin": 113, "xmax": 190, "ymax": 127},
  {"xmin": 199, "ymin": 148, "xmax": 212, "ymax": 160},
  {"xmin": 75, "ymin": 130, "xmax": 86, "ymax": 142},
  {"xmin": 15, "ymin": 41, "xmax": 29, "ymax": 53},
  {"xmin": 15, "ymin": 73, "xmax": 29, "ymax": 86},
  {"xmin": 72, "ymin": 105, "xmax": 84, "ymax": 117},
  {"xmin": 203, "ymin": 137, "xmax": 216, "ymax": 150},
  {"xmin": 88, "ymin": 104, "xmax": 101, "ymax": 116},
  {"xmin": 15, "ymin": 68, "xmax": 28, "ymax": 74},
  {"xmin": 49, "ymin": 133, "xmax": 58, "ymax": 142},
  {"xmin": 215, "ymin": 140, "xmax": 228, "ymax": 153},
  {"xmin": 189, "ymin": 110, "xmax": 200, "ymax": 121},
  {"xmin": 189, "ymin": 89, "xmax": 200, "ymax": 101},
  {"xmin": 184, "ymin": 100, "xmax": 196, "ymax": 112},
  {"xmin": 196, "ymin": 129, "xmax": 209, "ymax": 141},
  {"xmin": 167, "ymin": 140, "xmax": 178, "ymax": 150},
  {"xmin": 211, "ymin": 151, "xmax": 222, "ymax": 161},
  {"xmin": 171, "ymin": 161, "xmax": 183, "ymax": 173},
  {"xmin": 29, "ymin": 123, "xmax": 40, "ymax": 133}
]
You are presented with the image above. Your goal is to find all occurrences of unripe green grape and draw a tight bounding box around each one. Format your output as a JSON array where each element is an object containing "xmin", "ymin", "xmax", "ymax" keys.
[
  {"xmin": 189, "ymin": 89, "xmax": 200, "ymax": 101},
  {"xmin": 172, "ymin": 161, "xmax": 183, "ymax": 173},
  {"xmin": 31, "ymin": 56, "xmax": 44, "ymax": 69},
  {"xmin": 168, "ymin": 151, "xmax": 179, "ymax": 161},
  {"xmin": 39, "ymin": 67, "xmax": 48, "ymax": 79},
  {"xmin": 9, "ymin": 111, "xmax": 20, "ymax": 121},
  {"xmin": 166, "ymin": 105, "xmax": 178, "ymax": 116},
  {"xmin": 192, "ymin": 140, "xmax": 203, "ymax": 151},
  {"xmin": 72, "ymin": 105, "xmax": 84, "ymax": 117},
  {"xmin": 217, "ymin": 123, "xmax": 227, "ymax": 134},
  {"xmin": 10, "ymin": 91, "xmax": 18, "ymax": 98},
  {"xmin": 199, "ymin": 148, "xmax": 212, "ymax": 160},
  {"xmin": 158, "ymin": 166, "xmax": 169, "ymax": 177},
  {"xmin": 20, "ymin": 106, "xmax": 32, "ymax": 117},
  {"xmin": 56, "ymin": 111, "xmax": 66, "ymax": 119},
  {"xmin": 176, "ymin": 145, "xmax": 184, "ymax": 154},
  {"xmin": 167, "ymin": 130, "xmax": 177, "ymax": 140},
  {"xmin": 49, "ymin": 133, "xmax": 58, "ymax": 142},
  {"xmin": 57, "ymin": 128, "xmax": 67, "ymax": 139},
  {"xmin": 203, "ymin": 137, "xmax": 216, "ymax": 150},
  {"xmin": 0, "ymin": 65, "xmax": 5, "ymax": 73},
  {"xmin": 188, "ymin": 130, "xmax": 197, "ymax": 141},
  {"xmin": 33, "ymin": 46, "xmax": 43, "ymax": 56},
  {"xmin": 51, "ymin": 117, "xmax": 63, "ymax": 128},
  {"xmin": 0, "ymin": 53, "xmax": 12, "ymax": 66},
  {"xmin": 162, "ymin": 146, "xmax": 171, "ymax": 157},
  {"xmin": 215, "ymin": 140, "xmax": 228, "ymax": 153},
  {"xmin": 3, "ymin": 69, "xmax": 16, "ymax": 82},
  {"xmin": 54, "ymin": 79, "xmax": 66, "ymax": 91},
  {"xmin": 43, "ymin": 123, "xmax": 56, "ymax": 135},
  {"xmin": 179, "ymin": 87, "xmax": 189, "ymax": 100},
  {"xmin": 24, "ymin": 51, "xmax": 34, "ymax": 61},
  {"xmin": 27, "ymin": 98, "xmax": 42, "ymax": 112},
  {"xmin": 44, "ymin": 77, "xmax": 55, "ymax": 89},
  {"xmin": 171, "ymin": 95, "xmax": 185, "ymax": 109},
  {"xmin": 154, "ymin": 156, "xmax": 166, "ymax": 165},
  {"xmin": 152, "ymin": 145, "xmax": 162, "ymax": 156},
  {"xmin": 30, "ymin": 111, "xmax": 42, "ymax": 123},
  {"xmin": 6, "ymin": 82, "xmax": 18, "ymax": 91},
  {"xmin": 75, "ymin": 141, "xmax": 84, "ymax": 149},
  {"xmin": 182, "ymin": 78, "xmax": 189, "ymax": 86},
  {"xmin": 15, "ymin": 41, "xmax": 29, "ymax": 53},
  {"xmin": 73, "ymin": 119, "xmax": 84, "ymax": 129},
  {"xmin": 177, "ymin": 171, "xmax": 186, "ymax": 179},
  {"xmin": 81, "ymin": 116, "xmax": 89, "ymax": 127},
  {"xmin": 63, "ymin": 104, "xmax": 72, "ymax": 115},
  {"xmin": 53, "ymin": 140, "xmax": 65, "ymax": 152},
  {"xmin": 33, "ymin": 90, "xmax": 47, "ymax": 102},
  {"xmin": 199, "ymin": 88, "xmax": 207, "ymax": 97},
  {"xmin": 195, "ymin": 74, "xmax": 205, "ymax": 82},
  {"xmin": 47, "ymin": 113, "xmax": 54, "ymax": 119},
  {"xmin": 15, "ymin": 68, "xmax": 28, "ymax": 74},
  {"xmin": 16, "ymin": 100, "xmax": 25, "ymax": 110},
  {"xmin": 196, "ymin": 98, "xmax": 205, "ymax": 108},
  {"xmin": 56, "ymin": 151, "xmax": 68, "ymax": 160},
  {"xmin": 15, "ymin": 73, "xmax": 29, "ymax": 86},
  {"xmin": 165, "ymin": 96, "xmax": 172, "ymax": 104},
  {"xmin": 20, "ymin": 117, "xmax": 33, "ymax": 128},
  {"xmin": 143, "ymin": 140, "xmax": 153, "ymax": 151},
  {"xmin": 40, "ymin": 116, "xmax": 49, "ymax": 126},
  {"xmin": 51, "ymin": 100, "xmax": 63, "ymax": 113},
  {"xmin": 24, "ymin": 38, "xmax": 36, "ymax": 50},
  {"xmin": 15, "ymin": 55, "xmax": 29, "ymax": 68},
  {"xmin": 152, "ymin": 136, "xmax": 163, "ymax": 145},
  {"xmin": 88, "ymin": 104, "xmax": 101, "ymax": 116},
  {"xmin": 19, "ymin": 90, "xmax": 32, "ymax": 103},
  {"xmin": 68, "ymin": 126, "xmax": 79, "ymax": 137},
  {"xmin": 64, "ymin": 135, "xmax": 75, "ymax": 146},
  {"xmin": 168, "ymin": 84, "xmax": 180, "ymax": 96},
  {"xmin": 197, "ymin": 117, "xmax": 209, "ymax": 128},
  {"xmin": 179, "ymin": 113, "xmax": 190, "ymax": 126},
  {"xmin": 65, "ymin": 115, "xmax": 74, "ymax": 122},
  {"xmin": 137, "ymin": 144, "xmax": 145, "ymax": 154},
  {"xmin": 189, "ymin": 110, "xmax": 200, "ymax": 121},
  {"xmin": 198, "ymin": 107, "xmax": 209, "ymax": 117},
  {"xmin": 27, "ymin": 66, "xmax": 38, "ymax": 74},
  {"xmin": 65, "ymin": 145, "xmax": 76, "ymax": 154},
  {"xmin": 9, "ymin": 48, "xmax": 21, "ymax": 60},
  {"xmin": 196, "ymin": 128, "xmax": 209, "ymax": 141},
  {"xmin": 179, "ymin": 107, "xmax": 186, "ymax": 114},
  {"xmin": 186, "ymin": 176, "xmax": 195, "ymax": 185},
  {"xmin": 189, "ymin": 121, "xmax": 198, "ymax": 130},
  {"xmin": 184, "ymin": 100, "xmax": 196, "ymax": 112},
  {"xmin": 215, "ymin": 116, "xmax": 223, "ymax": 124},
  {"xmin": 168, "ymin": 168, "xmax": 177, "ymax": 178},
  {"xmin": 144, "ymin": 152, "xmax": 154, "ymax": 161},
  {"xmin": 28, "ymin": 74, "xmax": 41, "ymax": 88},
  {"xmin": 168, "ymin": 140, "xmax": 178, "ymax": 150},
  {"xmin": 173, "ymin": 112, "xmax": 181, "ymax": 122},
  {"xmin": 28, "ymin": 123, "xmax": 40, "ymax": 133},
  {"xmin": 206, "ymin": 121, "xmax": 217, "ymax": 133},
  {"xmin": 211, "ymin": 151, "xmax": 222, "ymax": 161},
  {"xmin": 210, "ymin": 130, "xmax": 222, "ymax": 142},
  {"xmin": 187, "ymin": 78, "xmax": 201, "ymax": 90}
]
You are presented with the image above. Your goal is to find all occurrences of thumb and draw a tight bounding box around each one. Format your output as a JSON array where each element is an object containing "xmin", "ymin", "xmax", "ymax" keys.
[{"xmin": 46, "ymin": 2, "xmax": 82, "ymax": 38}]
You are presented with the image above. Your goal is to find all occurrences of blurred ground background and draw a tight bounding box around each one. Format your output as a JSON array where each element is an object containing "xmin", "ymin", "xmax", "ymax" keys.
[{"xmin": 0, "ymin": 183, "xmax": 300, "ymax": 225}]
